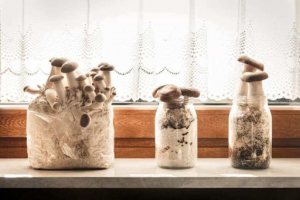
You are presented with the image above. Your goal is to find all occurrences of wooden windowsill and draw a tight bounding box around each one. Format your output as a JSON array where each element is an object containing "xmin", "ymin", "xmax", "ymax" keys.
[{"xmin": 0, "ymin": 105, "xmax": 300, "ymax": 158}]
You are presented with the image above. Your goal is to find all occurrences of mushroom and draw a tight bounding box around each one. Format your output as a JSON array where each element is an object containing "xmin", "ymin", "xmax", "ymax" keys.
[
  {"xmin": 50, "ymin": 57, "xmax": 69, "ymax": 86},
  {"xmin": 108, "ymin": 91, "xmax": 116, "ymax": 104},
  {"xmin": 97, "ymin": 62, "xmax": 109, "ymax": 69},
  {"xmin": 157, "ymin": 84, "xmax": 182, "ymax": 102},
  {"xmin": 180, "ymin": 87, "xmax": 200, "ymax": 98},
  {"xmin": 99, "ymin": 64, "xmax": 115, "ymax": 87},
  {"xmin": 76, "ymin": 75, "xmax": 87, "ymax": 90},
  {"xmin": 89, "ymin": 71, "xmax": 97, "ymax": 85},
  {"xmin": 45, "ymin": 89, "xmax": 61, "ymax": 111},
  {"xmin": 83, "ymin": 85, "xmax": 96, "ymax": 101},
  {"xmin": 91, "ymin": 93, "xmax": 107, "ymax": 109},
  {"xmin": 70, "ymin": 107, "xmax": 91, "ymax": 128},
  {"xmin": 236, "ymin": 55, "xmax": 265, "ymax": 97},
  {"xmin": 49, "ymin": 75, "xmax": 66, "ymax": 103},
  {"xmin": 240, "ymin": 71, "xmax": 269, "ymax": 96},
  {"xmin": 61, "ymin": 61, "xmax": 79, "ymax": 92},
  {"xmin": 152, "ymin": 85, "xmax": 167, "ymax": 98},
  {"xmin": 91, "ymin": 67, "xmax": 100, "ymax": 74},
  {"xmin": 23, "ymin": 86, "xmax": 39, "ymax": 95},
  {"xmin": 45, "ymin": 57, "xmax": 57, "ymax": 89},
  {"xmin": 85, "ymin": 73, "xmax": 93, "ymax": 85},
  {"xmin": 93, "ymin": 74, "xmax": 106, "ymax": 92},
  {"xmin": 104, "ymin": 87, "xmax": 110, "ymax": 99}
]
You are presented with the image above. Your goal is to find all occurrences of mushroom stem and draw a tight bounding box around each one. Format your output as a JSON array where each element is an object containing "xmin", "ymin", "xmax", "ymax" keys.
[
  {"xmin": 104, "ymin": 87, "xmax": 110, "ymax": 99},
  {"xmin": 70, "ymin": 107, "xmax": 91, "ymax": 128},
  {"xmin": 61, "ymin": 61, "xmax": 79, "ymax": 93},
  {"xmin": 23, "ymin": 86, "xmax": 39, "ymax": 95},
  {"xmin": 236, "ymin": 81, "xmax": 248, "ymax": 97},
  {"xmin": 84, "ymin": 85, "xmax": 96, "ymax": 101},
  {"xmin": 102, "ymin": 71, "xmax": 112, "ymax": 87},
  {"xmin": 75, "ymin": 89, "xmax": 82, "ymax": 102},
  {"xmin": 108, "ymin": 92, "xmax": 116, "ymax": 104},
  {"xmin": 45, "ymin": 89, "xmax": 61, "ymax": 111},
  {"xmin": 91, "ymin": 93, "xmax": 107, "ymax": 109},
  {"xmin": 248, "ymin": 81, "xmax": 265, "ymax": 96},
  {"xmin": 83, "ymin": 99, "xmax": 92, "ymax": 107},
  {"xmin": 50, "ymin": 75, "xmax": 66, "ymax": 104},
  {"xmin": 45, "ymin": 65, "xmax": 56, "ymax": 89}
]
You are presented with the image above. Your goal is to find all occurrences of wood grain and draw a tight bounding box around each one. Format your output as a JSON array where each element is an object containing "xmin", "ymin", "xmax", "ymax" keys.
[{"xmin": 1, "ymin": 108, "xmax": 300, "ymax": 158}]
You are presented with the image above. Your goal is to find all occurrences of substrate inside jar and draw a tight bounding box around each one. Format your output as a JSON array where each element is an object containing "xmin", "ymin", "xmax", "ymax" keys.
[
  {"xmin": 229, "ymin": 103, "xmax": 271, "ymax": 168},
  {"xmin": 156, "ymin": 100, "xmax": 197, "ymax": 168}
]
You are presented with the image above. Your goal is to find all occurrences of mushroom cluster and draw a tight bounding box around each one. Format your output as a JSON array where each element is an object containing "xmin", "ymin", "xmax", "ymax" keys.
[
  {"xmin": 152, "ymin": 84, "xmax": 200, "ymax": 102},
  {"xmin": 236, "ymin": 55, "xmax": 268, "ymax": 97},
  {"xmin": 24, "ymin": 58, "xmax": 116, "ymax": 128}
]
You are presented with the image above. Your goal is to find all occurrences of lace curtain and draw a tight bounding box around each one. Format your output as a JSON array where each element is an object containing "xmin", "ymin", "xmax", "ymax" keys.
[{"xmin": 0, "ymin": 0, "xmax": 299, "ymax": 102}]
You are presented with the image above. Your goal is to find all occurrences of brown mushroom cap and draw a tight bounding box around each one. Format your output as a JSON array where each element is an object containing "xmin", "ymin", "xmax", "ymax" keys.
[
  {"xmin": 83, "ymin": 85, "xmax": 95, "ymax": 92},
  {"xmin": 181, "ymin": 87, "xmax": 200, "ymax": 98},
  {"xmin": 152, "ymin": 85, "xmax": 167, "ymax": 98},
  {"xmin": 93, "ymin": 74, "xmax": 104, "ymax": 81},
  {"xmin": 85, "ymin": 73, "xmax": 90, "ymax": 77},
  {"xmin": 80, "ymin": 114, "xmax": 91, "ymax": 128},
  {"xmin": 61, "ymin": 61, "xmax": 78, "ymax": 73},
  {"xmin": 157, "ymin": 84, "xmax": 182, "ymax": 102},
  {"xmin": 76, "ymin": 75, "xmax": 86, "ymax": 81},
  {"xmin": 95, "ymin": 93, "xmax": 107, "ymax": 102},
  {"xmin": 23, "ymin": 86, "xmax": 30, "ymax": 92},
  {"xmin": 241, "ymin": 71, "xmax": 269, "ymax": 82},
  {"xmin": 89, "ymin": 71, "xmax": 97, "ymax": 77},
  {"xmin": 51, "ymin": 57, "xmax": 69, "ymax": 67},
  {"xmin": 91, "ymin": 67, "xmax": 100, "ymax": 73},
  {"xmin": 49, "ymin": 75, "xmax": 64, "ymax": 82},
  {"xmin": 99, "ymin": 64, "xmax": 115, "ymax": 72},
  {"xmin": 238, "ymin": 55, "xmax": 264, "ymax": 71},
  {"xmin": 105, "ymin": 87, "xmax": 110, "ymax": 92},
  {"xmin": 97, "ymin": 62, "xmax": 109, "ymax": 68}
]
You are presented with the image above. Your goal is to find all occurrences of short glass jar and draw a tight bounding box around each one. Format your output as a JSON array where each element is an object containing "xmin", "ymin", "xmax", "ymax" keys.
[
  {"xmin": 229, "ymin": 96, "xmax": 272, "ymax": 169},
  {"xmin": 155, "ymin": 97, "xmax": 197, "ymax": 169}
]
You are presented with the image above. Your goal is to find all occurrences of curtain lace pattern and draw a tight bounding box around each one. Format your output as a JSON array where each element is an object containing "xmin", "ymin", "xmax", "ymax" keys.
[{"xmin": 0, "ymin": 0, "xmax": 299, "ymax": 102}]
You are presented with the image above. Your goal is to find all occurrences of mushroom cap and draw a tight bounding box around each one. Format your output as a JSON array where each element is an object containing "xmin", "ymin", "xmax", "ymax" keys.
[
  {"xmin": 76, "ymin": 74, "xmax": 86, "ymax": 81},
  {"xmin": 51, "ymin": 57, "xmax": 69, "ymax": 67},
  {"xmin": 85, "ymin": 73, "xmax": 90, "ymax": 77},
  {"xmin": 61, "ymin": 61, "xmax": 78, "ymax": 73},
  {"xmin": 152, "ymin": 85, "xmax": 167, "ymax": 98},
  {"xmin": 99, "ymin": 64, "xmax": 115, "ymax": 72},
  {"xmin": 181, "ymin": 87, "xmax": 200, "ymax": 98},
  {"xmin": 241, "ymin": 71, "xmax": 269, "ymax": 82},
  {"xmin": 80, "ymin": 114, "xmax": 91, "ymax": 128},
  {"xmin": 238, "ymin": 55, "xmax": 264, "ymax": 71},
  {"xmin": 89, "ymin": 71, "xmax": 97, "ymax": 77},
  {"xmin": 23, "ymin": 86, "xmax": 30, "ymax": 92},
  {"xmin": 93, "ymin": 74, "xmax": 105, "ymax": 81},
  {"xmin": 97, "ymin": 62, "xmax": 109, "ymax": 68},
  {"xmin": 49, "ymin": 75, "xmax": 64, "ymax": 82},
  {"xmin": 91, "ymin": 67, "xmax": 100, "ymax": 73},
  {"xmin": 95, "ymin": 93, "xmax": 107, "ymax": 102},
  {"xmin": 83, "ymin": 84, "xmax": 95, "ymax": 92},
  {"xmin": 157, "ymin": 84, "xmax": 182, "ymax": 102},
  {"xmin": 105, "ymin": 87, "xmax": 110, "ymax": 91}
]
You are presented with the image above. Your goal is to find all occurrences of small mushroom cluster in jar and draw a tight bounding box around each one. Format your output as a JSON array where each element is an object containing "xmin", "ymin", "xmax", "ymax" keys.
[
  {"xmin": 230, "ymin": 55, "xmax": 271, "ymax": 168},
  {"xmin": 24, "ymin": 58, "xmax": 116, "ymax": 128}
]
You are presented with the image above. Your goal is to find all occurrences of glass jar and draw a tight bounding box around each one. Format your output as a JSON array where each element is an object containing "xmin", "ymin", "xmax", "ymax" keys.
[
  {"xmin": 155, "ymin": 97, "xmax": 197, "ymax": 169},
  {"xmin": 229, "ymin": 96, "xmax": 272, "ymax": 169}
]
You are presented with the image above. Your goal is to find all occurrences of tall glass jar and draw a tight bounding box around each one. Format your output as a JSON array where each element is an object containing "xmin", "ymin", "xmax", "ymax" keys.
[
  {"xmin": 229, "ymin": 96, "xmax": 272, "ymax": 169},
  {"xmin": 155, "ymin": 98, "xmax": 197, "ymax": 169}
]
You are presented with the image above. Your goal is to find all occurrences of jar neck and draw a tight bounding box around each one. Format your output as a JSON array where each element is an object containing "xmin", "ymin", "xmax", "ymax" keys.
[
  {"xmin": 160, "ymin": 97, "xmax": 191, "ymax": 109},
  {"xmin": 233, "ymin": 96, "xmax": 268, "ymax": 106}
]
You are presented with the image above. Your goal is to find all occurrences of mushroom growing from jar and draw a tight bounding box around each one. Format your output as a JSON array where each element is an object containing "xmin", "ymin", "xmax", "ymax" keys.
[
  {"xmin": 180, "ymin": 87, "xmax": 200, "ymax": 98},
  {"xmin": 45, "ymin": 89, "xmax": 61, "ymax": 111},
  {"xmin": 91, "ymin": 93, "xmax": 107, "ymax": 109},
  {"xmin": 157, "ymin": 84, "xmax": 182, "ymax": 102},
  {"xmin": 93, "ymin": 74, "xmax": 106, "ymax": 93},
  {"xmin": 236, "ymin": 55, "xmax": 265, "ymax": 97},
  {"xmin": 50, "ymin": 57, "xmax": 69, "ymax": 86},
  {"xmin": 76, "ymin": 75, "xmax": 87, "ymax": 90},
  {"xmin": 49, "ymin": 75, "xmax": 66, "ymax": 104},
  {"xmin": 91, "ymin": 67, "xmax": 100, "ymax": 74},
  {"xmin": 240, "ymin": 71, "xmax": 269, "ymax": 96},
  {"xmin": 61, "ymin": 61, "xmax": 79, "ymax": 93},
  {"xmin": 89, "ymin": 71, "xmax": 97, "ymax": 85},
  {"xmin": 23, "ymin": 86, "xmax": 40, "ymax": 95},
  {"xmin": 85, "ymin": 73, "xmax": 93, "ymax": 85},
  {"xmin": 99, "ymin": 64, "xmax": 115, "ymax": 87},
  {"xmin": 45, "ymin": 58, "xmax": 56, "ymax": 89},
  {"xmin": 84, "ymin": 85, "xmax": 96, "ymax": 101},
  {"xmin": 70, "ymin": 107, "xmax": 91, "ymax": 128}
]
